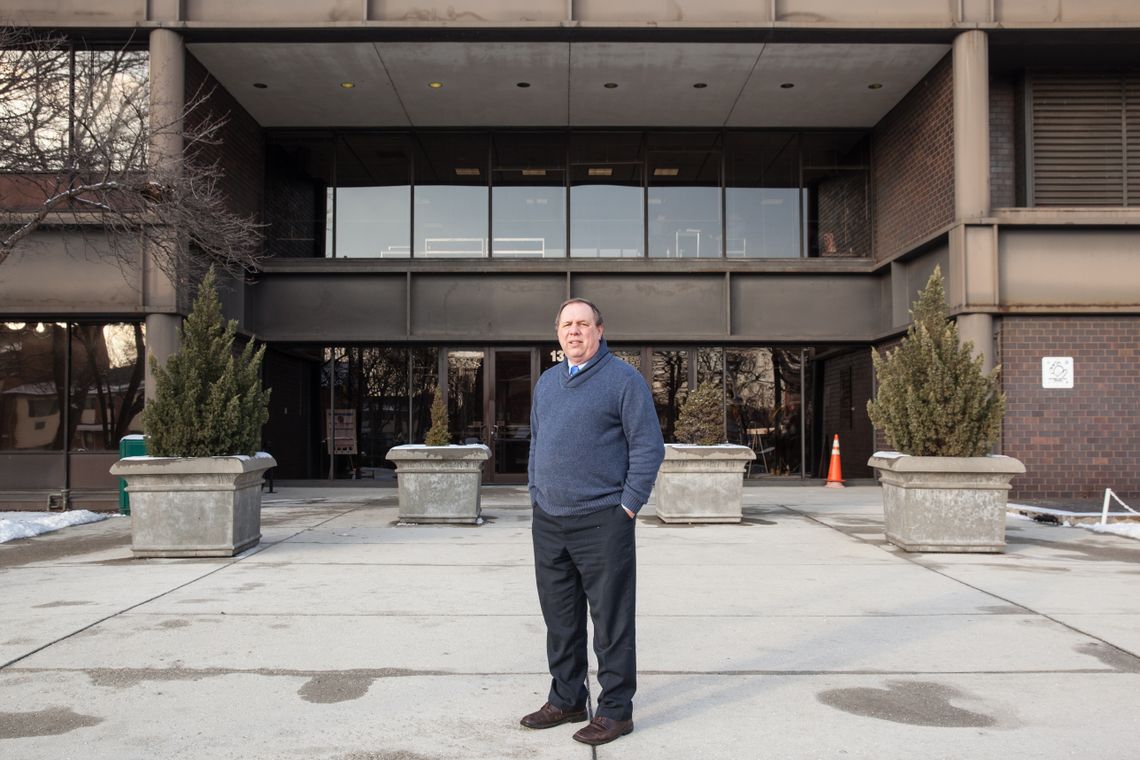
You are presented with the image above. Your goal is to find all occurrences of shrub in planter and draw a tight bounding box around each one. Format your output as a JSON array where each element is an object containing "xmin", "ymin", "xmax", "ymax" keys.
[
  {"xmin": 866, "ymin": 265, "xmax": 1023, "ymax": 552},
  {"xmin": 111, "ymin": 267, "xmax": 275, "ymax": 557},
  {"xmin": 657, "ymin": 380, "xmax": 754, "ymax": 524}
]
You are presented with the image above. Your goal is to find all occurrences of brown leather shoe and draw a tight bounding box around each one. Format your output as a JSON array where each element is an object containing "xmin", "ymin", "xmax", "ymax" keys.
[
  {"xmin": 520, "ymin": 702, "xmax": 588, "ymax": 729},
  {"xmin": 572, "ymin": 715, "xmax": 634, "ymax": 745}
]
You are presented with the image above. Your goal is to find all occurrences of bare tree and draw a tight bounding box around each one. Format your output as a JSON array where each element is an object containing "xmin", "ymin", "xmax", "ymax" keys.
[{"xmin": 0, "ymin": 25, "xmax": 263, "ymax": 286}]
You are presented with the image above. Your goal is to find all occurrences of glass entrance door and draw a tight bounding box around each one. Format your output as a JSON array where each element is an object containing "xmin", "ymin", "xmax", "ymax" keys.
[{"xmin": 488, "ymin": 349, "xmax": 535, "ymax": 483}]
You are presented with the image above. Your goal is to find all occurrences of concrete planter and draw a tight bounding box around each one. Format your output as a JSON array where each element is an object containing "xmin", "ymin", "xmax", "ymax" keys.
[
  {"xmin": 868, "ymin": 453, "xmax": 1026, "ymax": 553},
  {"xmin": 386, "ymin": 444, "xmax": 490, "ymax": 524},
  {"xmin": 655, "ymin": 444, "xmax": 756, "ymax": 524},
  {"xmin": 110, "ymin": 453, "xmax": 276, "ymax": 558}
]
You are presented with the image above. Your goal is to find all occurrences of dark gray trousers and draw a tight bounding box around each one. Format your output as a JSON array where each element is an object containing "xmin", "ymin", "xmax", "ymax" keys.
[{"xmin": 531, "ymin": 504, "xmax": 637, "ymax": 721}]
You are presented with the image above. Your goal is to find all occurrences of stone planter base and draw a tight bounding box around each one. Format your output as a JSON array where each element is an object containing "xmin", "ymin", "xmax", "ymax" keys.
[
  {"xmin": 110, "ymin": 453, "xmax": 276, "ymax": 558},
  {"xmin": 386, "ymin": 444, "xmax": 490, "ymax": 524},
  {"xmin": 868, "ymin": 453, "xmax": 1026, "ymax": 553},
  {"xmin": 655, "ymin": 444, "xmax": 755, "ymax": 524}
]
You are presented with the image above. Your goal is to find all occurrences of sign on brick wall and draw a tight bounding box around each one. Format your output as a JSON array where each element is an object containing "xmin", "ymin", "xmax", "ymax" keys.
[{"xmin": 1041, "ymin": 357, "xmax": 1074, "ymax": 389}]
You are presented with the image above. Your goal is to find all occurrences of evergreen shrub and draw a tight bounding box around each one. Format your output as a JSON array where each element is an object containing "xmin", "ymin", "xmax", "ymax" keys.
[
  {"xmin": 674, "ymin": 380, "xmax": 725, "ymax": 445},
  {"xmin": 866, "ymin": 265, "xmax": 1004, "ymax": 457},
  {"xmin": 143, "ymin": 267, "xmax": 270, "ymax": 457},
  {"xmin": 424, "ymin": 386, "xmax": 451, "ymax": 446}
]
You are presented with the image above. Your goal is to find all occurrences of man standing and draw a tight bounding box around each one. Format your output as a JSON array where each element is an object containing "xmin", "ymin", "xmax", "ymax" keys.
[{"xmin": 521, "ymin": 298, "xmax": 665, "ymax": 746}]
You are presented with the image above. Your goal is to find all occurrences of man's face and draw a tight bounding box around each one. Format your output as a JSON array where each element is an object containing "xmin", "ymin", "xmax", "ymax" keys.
[{"xmin": 557, "ymin": 302, "xmax": 604, "ymax": 365}]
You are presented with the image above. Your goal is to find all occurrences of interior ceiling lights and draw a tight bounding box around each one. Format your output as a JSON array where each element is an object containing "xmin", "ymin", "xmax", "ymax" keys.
[
  {"xmin": 587, "ymin": 167, "xmax": 613, "ymax": 177},
  {"xmin": 429, "ymin": 81, "xmax": 444, "ymax": 89},
  {"xmin": 653, "ymin": 168, "xmax": 679, "ymax": 177},
  {"xmin": 340, "ymin": 82, "xmax": 355, "ymax": 89},
  {"xmin": 521, "ymin": 169, "xmax": 547, "ymax": 176},
  {"xmin": 454, "ymin": 168, "xmax": 480, "ymax": 176}
]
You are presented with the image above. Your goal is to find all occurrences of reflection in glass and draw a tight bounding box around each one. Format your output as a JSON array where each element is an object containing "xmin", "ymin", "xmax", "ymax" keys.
[
  {"xmin": 0, "ymin": 322, "xmax": 66, "ymax": 450},
  {"xmin": 265, "ymin": 134, "xmax": 333, "ymax": 258},
  {"xmin": 802, "ymin": 133, "xmax": 871, "ymax": 258},
  {"xmin": 652, "ymin": 350, "xmax": 689, "ymax": 442},
  {"xmin": 493, "ymin": 133, "xmax": 566, "ymax": 257},
  {"xmin": 334, "ymin": 134, "xmax": 411, "ymax": 258},
  {"xmin": 415, "ymin": 133, "xmax": 489, "ymax": 258},
  {"xmin": 611, "ymin": 349, "xmax": 642, "ymax": 373},
  {"xmin": 69, "ymin": 323, "xmax": 145, "ymax": 450},
  {"xmin": 726, "ymin": 133, "xmax": 801, "ymax": 258},
  {"xmin": 570, "ymin": 132, "xmax": 643, "ymax": 258},
  {"xmin": 448, "ymin": 350, "xmax": 485, "ymax": 444},
  {"xmin": 411, "ymin": 348, "xmax": 439, "ymax": 445},
  {"xmin": 725, "ymin": 348, "xmax": 804, "ymax": 476},
  {"xmin": 493, "ymin": 351, "xmax": 532, "ymax": 475},
  {"xmin": 648, "ymin": 141, "xmax": 721, "ymax": 258}
]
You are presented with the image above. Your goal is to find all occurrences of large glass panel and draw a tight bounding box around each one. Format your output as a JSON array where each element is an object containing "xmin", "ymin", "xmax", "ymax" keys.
[
  {"xmin": 334, "ymin": 134, "xmax": 411, "ymax": 258},
  {"xmin": 648, "ymin": 134, "xmax": 722, "ymax": 258},
  {"xmin": 265, "ymin": 134, "xmax": 334, "ymax": 258},
  {"xmin": 492, "ymin": 133, "xmax": 566, "ymax": 257},
  {"xmin": 69, "ymin": 323, "xmax": 145, "ymax": 450},
  {"xmin": 355, "ymin": 347, "xmax": 409, "ymax": 475},
  {"xmin": 415, "ymin": 133, "xmax": 489, "ymax": 258},
  {"xmin": 447, "ymin": 350, "xmax": 485, "ymax": 443},
  {"xmin": 651, "ymin": 349, "xmax": 689, "ymax": 442},
  {"xmin": 0, "ymin": 322, "xmax": 66, "ymax": 450},
  {"xmin": 726, "ymin": 133, "xmax": 801, "ymax": 258},
  {"xmin": 610, "ymin": 348, "xmax": 642, "ymax": 373},
  {"xmin": 726, "ymin": 348, "xmax": 804, "ymax": 476},
  {"xmin": 802, "ymin": 132, "xmax": 870, "ymax": 258},
  {"xmin": 410, "ymin": 348, "xmax": 439, "ymax": 445},
  {"xmin": 493, "ymin": 350, "xmax": 532, "ymax": 475},
  {"xmin": 570, "ymin": 132, "xmax": 643, "ymax": 258}
]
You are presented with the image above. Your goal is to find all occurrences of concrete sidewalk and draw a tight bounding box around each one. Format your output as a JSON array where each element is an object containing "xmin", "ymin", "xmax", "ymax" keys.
[{"xmin": 2, "ymin": 486, "xmax": 1139, "ymax": 759}]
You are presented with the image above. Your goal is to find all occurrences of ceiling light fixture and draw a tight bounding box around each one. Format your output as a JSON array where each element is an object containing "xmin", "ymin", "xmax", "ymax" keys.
[
  {"xmin": 340, "ymin": 82, "xmax": 355, "ymax": 89},
  {"xmin": 253, "ymin": 82, "xmax": 268, "ymax": 89},
  {"xmin": 780, "ymin": 83, "xmax": 795, "ymax": 89},
  {"xmin": 516, "ymin": 82, "xmax": 531, "ymax": 88},
  {"xmin": 588, "ymin": 167, "xmax": 613, "ymax": 177},
  {"xmin": 454, "ymin": 168, "xmax": 480, "ymax": 176},
  {"xmin": 522, "ymin": 169, "xmax": 547, "ymax": 176},
  {"xmin": 603, "ymin": 82, "xmax": 619, "ymax": 89},
  {"xmin": 653, "ymin": 168, "xmax": 680, "ymax": 177},
  {"xmin": 868, "ymin": 82, "xmax": 883, "ymax": 90},
  {"xmin": 429, "ymin": 81, "xmax": 444, "ymax": 89},
  {"xmin": 693, "ymin": 83, "xmax": 708, "ymax": 89}
]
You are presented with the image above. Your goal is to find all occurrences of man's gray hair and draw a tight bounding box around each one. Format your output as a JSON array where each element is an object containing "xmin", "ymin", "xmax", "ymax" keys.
[{"xmin": 555, "ymin": 298, "xmax": 604, "ymax": 327}]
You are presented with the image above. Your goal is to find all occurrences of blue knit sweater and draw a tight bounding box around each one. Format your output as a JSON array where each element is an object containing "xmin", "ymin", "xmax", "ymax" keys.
[{"xmin": 528, "ymin": 339, "xmax": 665, "ymax": 516}]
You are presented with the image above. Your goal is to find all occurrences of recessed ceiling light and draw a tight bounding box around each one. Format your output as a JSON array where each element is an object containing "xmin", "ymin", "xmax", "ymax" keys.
[
  {"xmin": 780, "ymin": 83, "xmax": 795, "ymax": 89},
  {"xmin": 340, "ymin": 82, "xmax": 355, "ymax": 89},
  {"xmin": 516, "ymin": 82, "xmax": 531, "ymax": 88},
  {"xmin": 588, "ymin": 167, "xmax": 613, "ymax": 177},
  {"xmin": 868, "ymin": 82, "xmax": 883, "ymax": 90},
  {"xmin": 454, "ymin": 168, "xmax": 480, "ymax": 176},
  {"xmin": 653, "ymin": 168, "xmax": 679, "ymax": 177},
  {"xmin": 429, "ymin": 81, "xmax": 444, "ymax": 89},
  {"xmin": 253, "ymin": 82, "xmax": 268, "ymax": 89},
  {"xmin": 693, "ymin": 83, "xmax": 708, "ymax": 89},
  {"xmin": 522, "ymin": 169, "xmax": 546, "ymax": 176},
  {"xmin": 603, "ymin": 82, "xmax": 619, "ymax": 89}
]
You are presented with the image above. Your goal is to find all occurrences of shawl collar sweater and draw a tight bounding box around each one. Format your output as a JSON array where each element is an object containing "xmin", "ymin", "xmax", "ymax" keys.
[{"xmin": 528, "ymin": 339, "xmax": 665, "ymax": 516}]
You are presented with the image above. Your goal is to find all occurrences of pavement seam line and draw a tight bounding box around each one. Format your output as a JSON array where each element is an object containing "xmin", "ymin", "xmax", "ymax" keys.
[{"xmin": 0, "ymin": 507, "xmax": 359, "ymax": 672}]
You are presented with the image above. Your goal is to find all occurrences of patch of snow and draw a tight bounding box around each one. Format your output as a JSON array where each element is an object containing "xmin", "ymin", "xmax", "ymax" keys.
[
  {"xmin": 871, "ymin": 451, "xmax": 906, "ymax": 459},
  {"xmin": 0, "ymin": 510, "xmax": 113, "ymax": 544},
  {"xmin": 1078, "ymin": 523, "xmax": 1140, "ymax": 541}
]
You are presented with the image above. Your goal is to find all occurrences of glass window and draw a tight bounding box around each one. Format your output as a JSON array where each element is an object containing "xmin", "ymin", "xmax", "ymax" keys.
[
  {"xmin": 648, "ymin": 133, "xmax": 722, "ymax": 258},
  {"xmin": 411, "ymin": 348, "xmax": 439, "ymax": 445},
  {"xmin": 415, "ymin": 133, "xmax": 489, "ymax": 258},
  {"xmin": 265, "ymin": 134, "xmax": 334, "ymax": 258},
  {"xmin": 492, "ymin": 133, "xmax": 566, "ymax": 258},
  {"xmin": 0, "ymin": 322, "xmax": 66, "ymax": 450},
  {"xmin": 334, "ymin": 134, "xmax": 411, "ymax": 258},
  {"xmin": 447, "ymin": 350, "xmax": 485, "ymax": 443},
  {"xmin": 802, "ymin": 132, "xmax": 870, "ymax": 258},
  {"xmin": 725, "ymin": 348, "xmax": 804, "ymax": 476},
  {"xmin": 651, "ymin": 349, "xmax": 689, "ymax": 442},
  {"xmin": 69, "ymin": 323, "xmax": 145, "ymax": 451},
  {"xmin": 726, "ymin": 133, "xmax": 801, "ymax": 258},
  {"xmin": 570, "ymin": 132, "xmax": 644, "ymax": 258}
]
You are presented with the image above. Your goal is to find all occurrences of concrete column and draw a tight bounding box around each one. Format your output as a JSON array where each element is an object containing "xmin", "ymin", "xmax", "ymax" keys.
[
  {"xmin": 953, "ymin": 30, "xmax": 990, "ymax": 220},
  {"xmin": 145, "ymin": 29, "xmax": 185, "ymax": 402},
  {"xmin": 957, "ymin": 313, "xmax": 995, "ymax": 375}
]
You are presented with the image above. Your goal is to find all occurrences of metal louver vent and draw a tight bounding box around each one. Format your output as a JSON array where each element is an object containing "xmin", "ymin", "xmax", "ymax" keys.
[{"xmin": 1031, "ymin": 73, "xmax": 1130, "ymax": 207}]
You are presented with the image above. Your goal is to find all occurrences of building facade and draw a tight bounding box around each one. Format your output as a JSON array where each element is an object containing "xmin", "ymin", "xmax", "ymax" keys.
[{"xmin": 1, "ymin": 1, "xmax": 1138, "ymax": 507}]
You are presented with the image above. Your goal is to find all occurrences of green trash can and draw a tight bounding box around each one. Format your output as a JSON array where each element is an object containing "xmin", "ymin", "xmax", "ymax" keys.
[{"xmin": 118, "ymin": 434, "xmax": 147, "ymax": 515}]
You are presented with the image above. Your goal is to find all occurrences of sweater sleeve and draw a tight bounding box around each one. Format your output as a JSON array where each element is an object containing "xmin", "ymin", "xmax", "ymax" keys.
[{"xmin": 619, "ymin": 374, "xmax": 666, "ymax": 512}]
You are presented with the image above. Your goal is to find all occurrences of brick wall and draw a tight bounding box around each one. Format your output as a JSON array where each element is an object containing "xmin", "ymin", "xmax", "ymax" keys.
[
  {"xmin": 820, "ymin": 348, "xmax": 875, "ymax": 478},
  {"xmin": 990, "ymin": 74, "xmax": 1017, "ymax": 209},
  {"xmin": 999, "ymin": 316, "xmax": 1140, "ymax": 500},
  {"xmin": 185, "ymin": 53, "xmax": 264, "ymax": 224},
  {"xmin": 872, "ymin": 54, "xmax": 954, "ymax": 261}
]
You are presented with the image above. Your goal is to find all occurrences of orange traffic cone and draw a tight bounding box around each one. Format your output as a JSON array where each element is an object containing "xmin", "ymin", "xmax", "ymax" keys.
[{"xmin": 825, "ymin": 434, "xmax": 845, "ymax": 488}]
